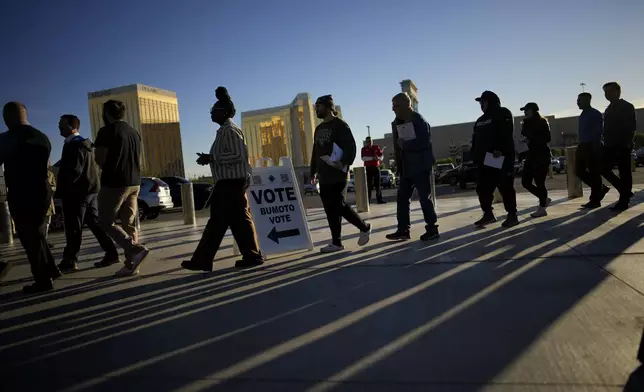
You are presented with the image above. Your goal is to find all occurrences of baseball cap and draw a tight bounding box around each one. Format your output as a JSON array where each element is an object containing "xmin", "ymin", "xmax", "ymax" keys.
[
  {"xmin": 520, "ymin": 102, "xmax": 540, "ymax": 112},
  {"xmin": 475, "ymin": 91, "xmax": 500, "ymax": 104}
]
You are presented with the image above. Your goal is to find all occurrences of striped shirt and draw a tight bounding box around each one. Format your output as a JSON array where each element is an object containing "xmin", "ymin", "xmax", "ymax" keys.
[{"xmin": 209, "ymin": 119, "xmax": 252, "ymax": 182}]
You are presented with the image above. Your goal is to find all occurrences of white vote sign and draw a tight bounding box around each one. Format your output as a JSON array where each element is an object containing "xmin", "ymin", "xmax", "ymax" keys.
[{"xmin": 246, "ymin": 158, "xmax": 313, "ymax": 256}]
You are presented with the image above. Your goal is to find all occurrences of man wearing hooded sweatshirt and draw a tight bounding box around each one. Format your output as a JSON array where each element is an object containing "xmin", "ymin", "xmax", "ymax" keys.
[
  {"xmin": 56, "ymin": 114, "xmax": 119, "ymax": 272},
  {"xmin": 519, "ymin": 102, "xmax": 552, "ymax": 217},
  {"xmin": 471, "ymin": 91, "xmax": 519, "ymax": 228}
]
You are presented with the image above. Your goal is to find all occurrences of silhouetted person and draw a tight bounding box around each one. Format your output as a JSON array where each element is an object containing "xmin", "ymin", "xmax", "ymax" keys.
[
  {"xmin": 361, "ymin": 136, "xmax": 385, "ymax": 204},
  {"xmin": 601, "ymin": 82, "xmax": 637, "ymax": 211},
  {"xmin": 182, "ymin": 87, "xmax": 264, "ymax": 271},
  {"xmin": 386, "ymin": 92, "xmax": 439, "ymax": 241},
  {"xmin": 94, "ymin": 100, "xmax": 149, "ymax": 276},
  {"xmin": 575, "ymin": 92, "xmax": 608, "ymax": 209},
  {"xmin": 471, "ymin": 91, "xmax": 518, "ymax": 228},
  {"xmin": 519, "ymin": 102, "xmax": 552, "ymax": 217},
  {"xmin": 56, "ymin": 114, "xmax": 119, "ymax": 272},
  {"xmin": 311, "ymin": 94, "xmax": 371, "ymax": 253},
  {"xmin": 0, "ymin": 102, "xmax": 61, "ymax": 293}
]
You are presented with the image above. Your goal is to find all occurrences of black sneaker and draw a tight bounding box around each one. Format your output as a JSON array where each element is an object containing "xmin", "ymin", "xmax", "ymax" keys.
[
  {"xmin": 386, "ymin": 231, "xmax": 411, "ymax": 241},
  {"xmin": 235, "ymin": 258, "xmax": 264, "ymax": 269},
  {"xmin": 48, "ymin": 242, "xmax": 54, "ymax": 249},
  {"xmin": 420, "ymin": 226, "xmax": 440, "ymax": 241},
  {"xmin": 610, "ymin": 201, "xmax": 629, "ymax": 211},
  {"xmin": 502, "ymin": 214, "xmax": 519, "ymax": 228},
  {"xmin": 94, "ymin": 255, "xmax": 121, "ymax": 268},
  {"xmin": 377, "ymin": 200, "xmax": 387, "ymax": 204},
  {"xmin": 49, "ymin": 266, "xmax": 63, "ymax": 280},
  {"xmin": 23, "ymin": 280, "xmax": 54, "ymax": 294},
  {"xmin": 581, "ymin": 201, "xmax": 601, "ymax": 209},
  {"xmin": 58, "ymin": 261, "xmax": 79, "ymax": 273},
  {"xmin": 474, "ymin": 213, "xmax": 497, "ymax": 227},
  {"xmin": 0, "ymin": 261, "xmax": 13, "ymax": 281},
  {"xmin": 181, "ymin": 259, "xmax": 213, "ymax": 272}
]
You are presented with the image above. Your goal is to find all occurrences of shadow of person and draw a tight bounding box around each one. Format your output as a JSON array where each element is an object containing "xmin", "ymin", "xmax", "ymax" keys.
[{"xmin": 624, "ymin": 327, "xmax": 644, "ymax": 391}]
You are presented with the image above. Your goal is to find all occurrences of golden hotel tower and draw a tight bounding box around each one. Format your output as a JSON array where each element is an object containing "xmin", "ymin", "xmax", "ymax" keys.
[{"xmin": 87, "ymin": 84, "xmax": 185, "ymax": 178}]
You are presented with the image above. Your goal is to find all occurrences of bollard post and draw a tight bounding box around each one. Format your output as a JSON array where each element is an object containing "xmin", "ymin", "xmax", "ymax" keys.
[
  {"xmin": 430, "ymin": 170, "xmax": 437, "ymax": 209},
  {"xmin": 0, "ymin": 202, "xmax": 13, "ymax": 245},
  {"xmin": 181, "ymin": 183, "xmax": 196, "ymax": 225},
  {"xmin": 353, "ymin": 167, "xmax": 370, "ymax": 213},
  {"xmin": 565, "ymin": 146, "xmax": 583, "ymax": 199}
]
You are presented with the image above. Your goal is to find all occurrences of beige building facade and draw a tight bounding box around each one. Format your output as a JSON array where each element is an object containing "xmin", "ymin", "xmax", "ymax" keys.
[
  {"xmin": 87, "ymin": 84, "xmax": 185, "ymax": 178},
  {"xmin": 241, "ymin": 93, "xmax": 342, "ymax": 167}
]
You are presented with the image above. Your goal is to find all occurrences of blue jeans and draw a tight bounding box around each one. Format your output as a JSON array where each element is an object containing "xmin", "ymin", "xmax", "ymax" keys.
[{"xmin": 396, "ymin": 171, "xmax": 438, "ymax": 232}]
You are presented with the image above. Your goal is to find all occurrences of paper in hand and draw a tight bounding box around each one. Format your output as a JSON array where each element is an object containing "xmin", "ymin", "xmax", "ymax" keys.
[
  {"xmin": 484, "ymin": 152, "xmax": 504, "ymax": 169},
  {"xmin": 396, "ymin": 122, "xmax": 416, "ymax": 140}
]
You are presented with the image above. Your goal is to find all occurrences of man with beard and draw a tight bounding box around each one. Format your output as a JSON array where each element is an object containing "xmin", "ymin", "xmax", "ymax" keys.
[
  {"xmin": 385, "ymin": 92, "xmax": 439, "ymax": 241},
  {"xmin": 94, "ymin": 100, "xmax": 149, "ymax": 276},
  {"xmin": 471, "ymin": 91, "xmax": 519, "ymax": 228},
  {"xmin": 0, "ymin": 102, "xmax": 61, "ymax": 293},
  {"xmin": 310, "ymin": 95, "xmax": 371, "ymax": 253}
]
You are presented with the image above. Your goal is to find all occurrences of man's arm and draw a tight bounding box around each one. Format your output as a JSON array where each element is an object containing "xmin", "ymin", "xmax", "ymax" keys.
[
  {"xmin": 392, "ymin": 123, "xmax": 403, "ymax": 175},
  {"xmin": 56, "ymin": 144, "xmax": 84, "ymax": 197},
  {"xmin": 93, "ymin": 129, "xmax": 108, "ymax": 167},
  {"xmin": 626, "ymin": 103, "xmax": 637, "ymax": 146},
  {"xmin": 593, "ymin": 110, "xmax": 604, "ymax": 146},
  {"xmin": 336, "ymin": 122, "xmax": 357, "ymax": 168}
]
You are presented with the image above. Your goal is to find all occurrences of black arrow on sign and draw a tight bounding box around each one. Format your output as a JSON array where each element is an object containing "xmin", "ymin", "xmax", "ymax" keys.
[{"xmin": 267, "ymin": 227, "xmax": 300, "ymax": 244}]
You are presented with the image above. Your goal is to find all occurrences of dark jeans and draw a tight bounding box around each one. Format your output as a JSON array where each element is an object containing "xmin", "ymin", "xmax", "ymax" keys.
[
  {"xmin": 192, "ymin": 179, "xmax": 262, "ymax": 264},
  {"xmin": 366, "ymin": 166, "xmax": 383, "ymax": 202},
  {"xmin": 397, "ymin": 172, "xmax": 438, "ymax": 232},
  {"xmin": 62, "ymin": 193, "xmax": 118, "ymax": 262},
  {"xmin": 476, "ymin": 166, "xmax": 517, "ymax": 214},
  {"xmin": 522, "ymin": 154, "xmax": 550, "ymax": 207},
  {"xmin": 601, "ymin": 146, "xmax": 632, "ymax": 202},
  {"xmin": 14, "ymin": 218, "xmax": 58, "ymax": 284},
  {"xmin": 575, "ymin": 143, "xmax": 604, "ymax": 202},
  {"xmin": 319, "ymin": 181, "xmax": 369, "ymax": 246}
]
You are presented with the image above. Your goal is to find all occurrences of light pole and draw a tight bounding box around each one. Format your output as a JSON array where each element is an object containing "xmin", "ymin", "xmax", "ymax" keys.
[
  {"xmin": 366, "ymin": 125, "xmax": 371, "ymax": 138},
  {"xmin": 580, "ymin": 82, "xmax": 586, "ymax": 93}
]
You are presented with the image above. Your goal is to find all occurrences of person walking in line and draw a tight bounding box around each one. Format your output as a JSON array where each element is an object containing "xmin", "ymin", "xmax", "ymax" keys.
[
  {"xmin": 519, "ymin": 102, "xmax": 552, "ymax": 217},
  {"xmin": 0, "ymin": 102, "xmax": 61, "ymax": 293},
  {"xmin": 601, "ymin": 82, "xmax": 637, "ymax": 211},
  {"xmin": 575, "ymin": 92, "xmax": 609, "ymax": 209},
  {"xmin": 470, "ymin": 91, "xmax": 519, "ymax": 228},
  {"xmin": 45, "ymin": 164, "xmax": 56, "ymax": 249},
  {"xmin": 310, "ymin": 94, "xmax": 371, "ymax": 253},
  {"xmin": 386, "ymin": 93, "xmax": 439, "ymax": 241},
  {"xmin": 181, "ymin": 87, "xmax": 264, "ymax": 271},
  {"xmin": 94, "ymin": 100, "xmax": 149, "ymax": 276},
  {"xmin": 361, "ymin": 136, "xmax": 386, "ymax": 204},
  {"xmin": 56, "ymin": 114, "xmax": 119, "ymax": 273}
]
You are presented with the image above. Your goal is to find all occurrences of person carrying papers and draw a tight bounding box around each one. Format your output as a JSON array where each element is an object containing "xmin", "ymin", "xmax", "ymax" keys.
[
  {"xmin": 471, "ymin": 90, "xmax": 519, "ymax": 228},
  {"xmin": 310, "ymin": 95, "xmax": 371, "ymax": 253}
]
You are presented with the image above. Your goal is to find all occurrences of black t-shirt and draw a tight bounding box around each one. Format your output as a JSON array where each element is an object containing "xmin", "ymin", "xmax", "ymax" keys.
[{"xmin": 94, "ymin": 121, "xmax": 142, "ymax": 187}]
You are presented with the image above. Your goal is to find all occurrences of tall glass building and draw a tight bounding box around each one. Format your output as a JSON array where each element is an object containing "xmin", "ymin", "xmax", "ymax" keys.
[
  {"xmin": 87, "ymin": 84, "xmax": 185, "ymax": 178},
  {"xmin": 241, "ymin": 93, "xmax": 342, "ymax": 167}
]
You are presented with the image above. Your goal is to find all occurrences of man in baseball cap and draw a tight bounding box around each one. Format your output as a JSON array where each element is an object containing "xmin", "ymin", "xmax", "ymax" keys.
[{"xmin": 519, "ymin": 102, "xmax": 552, "ymax": 217}]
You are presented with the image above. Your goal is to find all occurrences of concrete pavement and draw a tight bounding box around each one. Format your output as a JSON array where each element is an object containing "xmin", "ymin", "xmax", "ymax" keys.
[{"xmin": 1, "ymin": 188, "xmax": 643, "ymax": 391}]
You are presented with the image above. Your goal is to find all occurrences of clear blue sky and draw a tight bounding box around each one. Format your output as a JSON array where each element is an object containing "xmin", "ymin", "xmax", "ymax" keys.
[{"xmin": 1, "ymin": 0, "xmax": 643, "ymax": 177}]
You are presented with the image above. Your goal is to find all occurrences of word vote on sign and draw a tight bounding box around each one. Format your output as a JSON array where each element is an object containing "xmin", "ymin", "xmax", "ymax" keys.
[{"xmin": 246, "ymin": 158, "xmax": 313, "ymax": 255}]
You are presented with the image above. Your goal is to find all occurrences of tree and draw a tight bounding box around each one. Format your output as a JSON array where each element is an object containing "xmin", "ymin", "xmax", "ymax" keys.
[{"xmin": 634, "ymin": 133, "xmax": 644, "ymax": 149}]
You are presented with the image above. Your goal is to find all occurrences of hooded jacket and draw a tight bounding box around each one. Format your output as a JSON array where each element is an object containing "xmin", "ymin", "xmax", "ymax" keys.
[
  {"xmin": 521, "ymin": 115, "xmax": 551, "ymax": 158},
  {"xmin": 471, "ymin": 105, "xmax": 515, "ymax": 172},
  {"xmin": 55, "ymin": 135, "xmax": 100, "ymax": 200}
]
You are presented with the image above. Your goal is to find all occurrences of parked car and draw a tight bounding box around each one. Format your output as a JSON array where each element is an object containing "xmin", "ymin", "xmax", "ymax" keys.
[
  {"xmin": 558, "ymin": 156, "xmax": 566, "ymax": 171},
  {"xmin": 435, "ymin": 163, "xmax": 455, "ymax": 176},
  {"xmin": 438, "ymin": 162, "xmax": 477, "ymax": 189},
  {"xmin": 192, "ymin": 183, "xmax": 214, "ymax": 210},
  {"xmin": 159, "ymin": 176, "xmax": 190, "ymax": 208},
  {"xmin": 138, "ymin": 177, "xmax": 174, "ymax": 220},
  {"xmin": 347, "ymin": 172, "xmax": 355, "ymax": 192},
  {"xmin": 551, "ymin": 157, "xmax": 563, "ymax": 174},
  {"xmin": 380, "ymin": 169, "xmax": 397, "ymax": 188},
  {"xmin": 304, "ymin": 181, "xmax": 320, "ymax": 195}
]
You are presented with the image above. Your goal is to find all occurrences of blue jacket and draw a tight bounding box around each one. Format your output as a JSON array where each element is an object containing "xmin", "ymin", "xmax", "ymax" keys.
[
  {"xmin": 392, "ymin": 112, "xmax": 436, "ymax": 179},
  {"xmin": 578, "ymin": 107, "xmax": 603, "ymax": 147}
]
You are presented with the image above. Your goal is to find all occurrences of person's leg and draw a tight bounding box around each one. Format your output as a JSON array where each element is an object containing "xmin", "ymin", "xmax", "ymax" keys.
[
  {"xmin": 119, "ymin": 186, "xmax": 140, "ymax": 244},
  {"xmin": 521, "ymin": 158, "xmax": 539, "ymax": 200},
  {"xmin": 84, "ymin": 193, "xmax": 119, "ymax": 264},
  {"xmin": 587, "ymin": 150, "xmax": 606, "ymax": 203},
  {"xmin": 319, "ymin": 182, "xmax": 345, "ymax": 247},
  {"xmin": 374, "ymin": 167, "xmax": 384, "ymax": 202},
  {"xmin": 575, "ymin": 146, "xmax": 592, "ymax": 187},
  {"xmin": 366, "ymin": 166, "xmax": 375, "ymax": 202},
  {"xmin": 601, "ymin": 147, "xmax": 622, "ymax": 192},
  {"xmin": 533, "ymin": 156, "xmax": 550, "ymax": 207},
  {"xmin": 227, "ymin": 179, "xmax": 263, "ymax": 267},
  {"xmin": 476, "ymin": 166, "xmax": 496, "ymax": 214},
  {"xmin": 98, "ymin": 187, "xmax": 135, "ymax": 252},
  {"xmin": 413, "ymin": 172, "xmax": 438, "ymax": 228},
  {"xmin": 14, "ymin": 217, "xmax": 58, "ymax": 292},
  {"xmin": 339, "ymin": 186, "xmax": 369, "ymax": 233},
  {"xmin": 387, "ymin": 176, "xmax": 414, "ymax": 240},
  {"xmin": 498, "ymin": 170, "xmax": 518, "ymax": 215},
  {"xmin": 61, "ymin": 198, "xmax": 84, "ymax": 268},
  {"xmin": 617, "ymin": 147, "xmax": 633, "ymax": 201}
]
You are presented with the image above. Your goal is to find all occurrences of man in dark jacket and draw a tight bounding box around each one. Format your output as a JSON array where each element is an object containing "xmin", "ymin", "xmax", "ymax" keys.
[
  {"xmin": 386, "ymin": 92, "xmax": 439, "ymax": 241},
  {"xmin": 0, "ymin": 102, "xmax": 61, "ymax": 293},
  {"xmin": 601, "ymin": 82, "xmax": 637, "ymax": 211},
  {"xmin": 311, "ymin": 95, "xmax": 371, "ymax": 253},
  {"xmin": 519, "ymin": 102, "xmax": 552, "ymax": 217},
  {"xmin": 56, "ymin": 114, "xmax": 119, "ymax": 272},
  {"xmin": 471, "ymin": 91, "xmax": 518, "ymax": 228}
]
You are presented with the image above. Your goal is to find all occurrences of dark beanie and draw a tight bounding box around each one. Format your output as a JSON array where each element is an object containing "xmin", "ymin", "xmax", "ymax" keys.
[
  {"xmin": 316, "ymin": 95, "xmax": 337, "ymax": 115},
  {"xmin": 214, "ymin": 86, "xmax": 236, "ymax": 117}
]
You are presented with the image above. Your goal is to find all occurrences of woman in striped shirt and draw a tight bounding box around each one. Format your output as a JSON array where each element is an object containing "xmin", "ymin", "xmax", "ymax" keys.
[{"xmin": 181, "ymin": 87, "xmax": 264, "ymax": 271}]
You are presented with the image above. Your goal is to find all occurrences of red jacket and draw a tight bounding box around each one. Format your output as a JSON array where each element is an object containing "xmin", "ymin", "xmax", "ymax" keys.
[{"xmin": 361, "ymin": 145, "xmax": 383, "ymax": 167}]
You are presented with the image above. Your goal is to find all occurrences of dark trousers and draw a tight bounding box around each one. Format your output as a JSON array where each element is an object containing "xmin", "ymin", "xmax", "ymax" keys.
[
  {"xmin": 62, "ymin": 193, "xmax": 118, "ymax": 262},
  {"xmin": 397, "ymin": 171, "xmax": 438, "ymax": 232},
  {"xmin": 366, "ymin": 166, "xmax": 383, "ymax": 202},
  {"xmin": 575, "ymin": 143, "xmax": 604, "ymax": 202},
  {"xmin": 521, "ymin": 155, "xmax": 550, "ymax": 207},
  {"xmin": 319, "ymin": 182, "xmax": 369, "ymax": 246},
  {"xmin": 601, "ymin": 146, "xmax": 632, "ymax": 202},
  {"xmin": 13, "ymin": 217, "xmax": 58, "ymax": 283},
  {"xmin": 476, "ymin": 166, "xmax": 517, "ymax": 214},
  {"xmin": 192, "ymin": 179, "xmax": 262, "ymax": 264}
]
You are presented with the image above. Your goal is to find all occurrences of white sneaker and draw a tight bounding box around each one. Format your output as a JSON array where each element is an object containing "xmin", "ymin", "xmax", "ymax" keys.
[
  {"xmin": 357, "ymin": 224, "xmax": 371, "ymax": 246},
  {"xmin": 531, "ymin": 207, "xmax": 548, "ymax": 218},
  {"xmin": 320, "ymin": 244, "xmax": 345, "ymax": 253}
]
